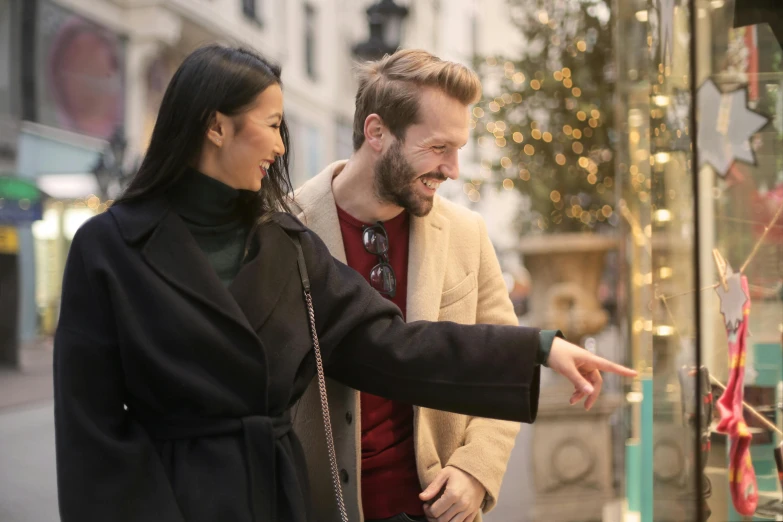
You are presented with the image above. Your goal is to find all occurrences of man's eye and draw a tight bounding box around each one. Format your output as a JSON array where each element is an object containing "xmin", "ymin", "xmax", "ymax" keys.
[{"xmin": 433, "ymin": 146, "xmax": 446, "ymax": 152}]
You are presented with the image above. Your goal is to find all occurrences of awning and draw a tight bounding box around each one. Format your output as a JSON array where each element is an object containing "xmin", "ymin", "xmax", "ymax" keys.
[{"xmin": 0, "ymin": 176, "xmax": 46, "ymax": 224}]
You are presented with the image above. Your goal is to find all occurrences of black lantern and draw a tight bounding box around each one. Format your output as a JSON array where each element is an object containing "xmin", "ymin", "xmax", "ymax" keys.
[{"xmin": 352, "ymin": 0, "xmax": 409, "ymax": 61}]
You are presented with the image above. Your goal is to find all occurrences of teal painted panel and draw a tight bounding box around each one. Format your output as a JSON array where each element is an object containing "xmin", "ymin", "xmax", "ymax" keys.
[
  {"xmin": 642, "ymin": 378, "xmax": 653, "ymax": 522},
  {"xmin": 626, "ymin": 439, "xmax": 641, "ymax": 513}
]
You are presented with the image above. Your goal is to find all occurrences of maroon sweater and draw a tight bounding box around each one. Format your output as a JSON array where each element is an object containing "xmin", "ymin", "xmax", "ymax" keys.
[{"xmin": 336, "ymin": 205, "xmax": 424, "ymax": 519}]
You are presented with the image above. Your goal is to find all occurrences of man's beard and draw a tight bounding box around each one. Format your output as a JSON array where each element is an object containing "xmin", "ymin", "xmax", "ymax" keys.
[{"xmin": 373, "ymin": 140, "xmax": 443, "ymax": 217}]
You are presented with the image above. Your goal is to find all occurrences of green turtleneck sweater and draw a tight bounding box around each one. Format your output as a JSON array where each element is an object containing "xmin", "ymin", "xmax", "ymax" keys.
[{"xmin": 169, "ymin": 168, "xmax": 252, "ymax": 287}]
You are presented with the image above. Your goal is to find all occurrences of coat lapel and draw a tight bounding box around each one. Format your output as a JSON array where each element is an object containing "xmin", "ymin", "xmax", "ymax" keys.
[
  {"xmin": 141, "ymin": 208, "xmax": 258, "ymax": 340},
  {"xmin": 292, "ymin": 161, "xmax": 349, "ymax": 263},
  {"xmin": 229, "ymin": 220, "xmax": 299, "ymax": 333},
  {"xmin": 407, "ymin": 199, "xmax": 450, "ymax": 322}
]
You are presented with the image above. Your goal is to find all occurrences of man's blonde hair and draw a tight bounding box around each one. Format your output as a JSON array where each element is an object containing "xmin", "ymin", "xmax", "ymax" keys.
[{"xmin": 352, "ymin": 49, "xmax": 482, "ymax": 151}]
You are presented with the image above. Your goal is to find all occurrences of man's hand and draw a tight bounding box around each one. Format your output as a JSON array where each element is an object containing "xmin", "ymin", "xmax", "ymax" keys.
[
  {"xmin": 419, "ymin": 466, "xmax": 486, "ymax": 522},
  {"xmin": 547, "ymin": 336, "xmax": 638, "ymax": 410}
]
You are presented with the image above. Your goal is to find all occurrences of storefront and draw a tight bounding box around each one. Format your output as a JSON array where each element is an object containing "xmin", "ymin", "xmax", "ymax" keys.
[
  {"xmin": 616, "ymin": 1, "xmax": 783, "ymax": 520},
  {"xmin": 6, "ymin": 0, "xmax": 127, "ymax": 353}
]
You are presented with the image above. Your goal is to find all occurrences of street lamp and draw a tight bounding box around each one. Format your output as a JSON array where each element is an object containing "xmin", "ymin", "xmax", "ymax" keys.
[
  {"xmin": 91, "ymin": 129, "xmax": 136, "ymax": 200},
  {"xmin": 352, "ymin": 0, "xmax": 409, "ymax": 61}
]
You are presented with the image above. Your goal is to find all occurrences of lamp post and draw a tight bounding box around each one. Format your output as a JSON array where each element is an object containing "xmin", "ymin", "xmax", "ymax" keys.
[
  {"xmin": 91, "ymin": 129, "xmax": 135, "ymax": 201},
  {"xmin": 352, "ymin": 0, "xmax": 409, "ymax": 61}
]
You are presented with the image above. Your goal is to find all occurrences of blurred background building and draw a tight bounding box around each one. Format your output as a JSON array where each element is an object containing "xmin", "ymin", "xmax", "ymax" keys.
[{"xmin": 3, "ymin": 1, "xmax": 783, "ymax": 522}]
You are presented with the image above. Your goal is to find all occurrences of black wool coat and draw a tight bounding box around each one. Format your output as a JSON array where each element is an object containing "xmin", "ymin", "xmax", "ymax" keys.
[{"xmin": 53, "ymin": 195, "xmax": 541, "ymax": 522}]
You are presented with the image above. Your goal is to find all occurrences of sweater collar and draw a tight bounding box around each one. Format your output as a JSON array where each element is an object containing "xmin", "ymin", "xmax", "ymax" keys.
[{"xmin": 168, "ymin": 167, "xmax": 245, "ymax": 226}]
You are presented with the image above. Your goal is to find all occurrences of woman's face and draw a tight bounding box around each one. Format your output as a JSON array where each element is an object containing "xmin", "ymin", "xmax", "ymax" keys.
[{"xmin": 206, "ymin": 84, "xmax": 286, "ymax": 192}]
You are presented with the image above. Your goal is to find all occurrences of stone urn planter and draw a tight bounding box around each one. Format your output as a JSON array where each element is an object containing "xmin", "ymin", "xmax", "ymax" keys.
[
  {"xmin": 519, "ymin": 232, "xmax": 618, "ymax": 342},
  {"xmin": 520, "ymin": 233, "xmax": 623, "ymax": 522}
]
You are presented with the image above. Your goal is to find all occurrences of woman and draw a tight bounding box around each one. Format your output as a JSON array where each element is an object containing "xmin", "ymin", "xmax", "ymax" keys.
[{"xmin": 54, "ymin": 45, "xmax": 634, "ymax": 522}]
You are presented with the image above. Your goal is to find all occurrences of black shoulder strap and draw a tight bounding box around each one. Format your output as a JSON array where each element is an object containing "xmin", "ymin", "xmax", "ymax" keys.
[{"xmin": 290, "ymin": 233, "xmax": 311, "ymax": 293}]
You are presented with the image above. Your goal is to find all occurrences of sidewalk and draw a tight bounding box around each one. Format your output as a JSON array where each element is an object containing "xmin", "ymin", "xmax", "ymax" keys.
[{"xmin": 0, "ymin": 338, "xmax": 54, "ymax": 411}]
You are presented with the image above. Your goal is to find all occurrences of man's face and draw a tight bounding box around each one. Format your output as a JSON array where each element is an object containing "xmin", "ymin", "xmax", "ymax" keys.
[{"xmin": 373, "ymin": 88, "xmax": 470, "ymax": 217}]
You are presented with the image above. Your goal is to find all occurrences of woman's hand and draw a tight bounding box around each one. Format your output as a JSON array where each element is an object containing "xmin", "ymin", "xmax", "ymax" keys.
[{"xmin": 546, "ymin": 337, "xmax": 638, "ymax": 410}]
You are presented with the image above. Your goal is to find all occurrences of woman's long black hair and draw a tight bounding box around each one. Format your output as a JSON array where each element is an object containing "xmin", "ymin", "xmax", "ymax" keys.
[{"xmin": 117, "ymin": 45, "xmax": 292, "ymax": 217}]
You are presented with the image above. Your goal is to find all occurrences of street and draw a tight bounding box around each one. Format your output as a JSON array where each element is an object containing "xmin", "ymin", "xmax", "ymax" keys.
[{"xmin": 0, "ymin": 403, "xmax": 58, "ymax": 522}]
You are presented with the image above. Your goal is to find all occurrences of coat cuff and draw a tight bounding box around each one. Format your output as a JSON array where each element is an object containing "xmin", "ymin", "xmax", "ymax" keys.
[{"xmin": 538, "ymin": 330, "xmax": 564, "ymax": 366}]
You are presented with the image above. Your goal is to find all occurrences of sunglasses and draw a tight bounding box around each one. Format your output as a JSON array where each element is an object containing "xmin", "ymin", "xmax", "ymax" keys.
[{"xmin": 362, "ymin": 222, "xmax": 397, "ymax": 298}]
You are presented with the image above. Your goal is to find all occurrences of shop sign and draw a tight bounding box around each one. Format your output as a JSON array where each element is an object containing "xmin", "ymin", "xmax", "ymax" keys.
[
  {"xmin": 0, "ymin": 176, "xmax": 44, "ymax": 224},
  {"xmin": 0, "ymin": 226, "xmax": 19, "ymax": 254}
]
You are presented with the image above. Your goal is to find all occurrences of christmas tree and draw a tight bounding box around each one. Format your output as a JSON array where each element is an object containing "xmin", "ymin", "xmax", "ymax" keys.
[{"xmin": 474, "ymin": 0, "xmax": 616, "ymax": 234}]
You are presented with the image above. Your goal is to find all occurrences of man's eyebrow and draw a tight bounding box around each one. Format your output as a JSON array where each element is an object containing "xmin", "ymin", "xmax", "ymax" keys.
[{"xmin": 421, "ymin": 136, "xmax": 466, "ymax": 147}]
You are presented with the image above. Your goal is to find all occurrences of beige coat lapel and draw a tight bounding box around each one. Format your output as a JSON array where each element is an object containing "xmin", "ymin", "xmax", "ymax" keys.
[
  {"xmin": 406, "ymin": 198, "xmax": 450, "ymax": 323},
  {"xmin": 292, "ymin": 160, "xmax": 348, "ymax": 264}
]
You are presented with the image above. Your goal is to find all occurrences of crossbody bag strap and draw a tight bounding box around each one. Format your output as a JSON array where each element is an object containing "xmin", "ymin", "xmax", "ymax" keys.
[{"xmin": 291, "ymin": 234, "xmax": 350, "ymax": 522}]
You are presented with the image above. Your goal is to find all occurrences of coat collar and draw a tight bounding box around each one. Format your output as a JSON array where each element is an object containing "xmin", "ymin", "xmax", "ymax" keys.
[
  {"xmin": 108, "ymin": 197, "xmax": 305, "ymax": 344},
  {"xmin": 293, "ymin": 160, "xmax": 450, "ymax": 322},
  {"xmin": 292, "ymin": 160, "xmax": 348, "ymax": 263}
]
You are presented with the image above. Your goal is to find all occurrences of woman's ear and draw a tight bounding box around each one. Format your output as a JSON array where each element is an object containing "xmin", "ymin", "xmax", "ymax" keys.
[
  {"xmin": 207, "ymin": 111, "xmax": 228, "ymax": 147},
  {"xmin": 363, "ymin": 114, "xmax": 387, "ymax": 153}
]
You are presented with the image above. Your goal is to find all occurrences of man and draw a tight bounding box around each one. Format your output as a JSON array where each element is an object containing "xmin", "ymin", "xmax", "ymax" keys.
[{"xmin": 291, "ymin": 50, "xmax": 574, "ymax": 522}]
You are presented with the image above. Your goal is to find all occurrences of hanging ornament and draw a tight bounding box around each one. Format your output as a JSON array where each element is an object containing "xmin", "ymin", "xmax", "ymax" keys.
[
  {"xmin": 734, "ymin": 0, "xmax": 783, "ymax": 49},
  {"xmin": 697, "ymin": 79, "xmax": 768, "ymax": 177},
  {"xmin": 663, "ymin": 88, "xmax": 691, "ymax": 152},
  {"xmin": 658, "ymin": 0, "xmax": 676, "ymax": 65},
  {"xmin": 714, "ymin": 261, "xmax": 758, "ymax": 517}
]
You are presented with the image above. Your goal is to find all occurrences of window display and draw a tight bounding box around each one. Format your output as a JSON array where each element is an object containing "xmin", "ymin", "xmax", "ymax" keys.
[{"xmin": 617, "ymin": 0, "xmax": 783, "ymax": 520}]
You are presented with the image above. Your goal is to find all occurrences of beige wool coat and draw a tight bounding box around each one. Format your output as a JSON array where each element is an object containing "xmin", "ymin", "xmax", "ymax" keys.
[{"xmin": 290, "ymin": 161, "xmax": 522, "ymax": 522}]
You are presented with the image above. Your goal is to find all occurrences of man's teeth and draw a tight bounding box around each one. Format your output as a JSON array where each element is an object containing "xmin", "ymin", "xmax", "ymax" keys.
[{"xmin": 421, "ymin": 178, "xmax": 441, "ymax": 190}]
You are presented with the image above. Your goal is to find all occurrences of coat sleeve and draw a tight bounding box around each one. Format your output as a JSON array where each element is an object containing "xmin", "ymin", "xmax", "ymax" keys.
[
  {"xmin": 299, "ymin": 228, "xmax": 541, "ymax": 424},
  {"xmin": 54, "ymin": 225, "xmax": 184, "ymax": 522}
]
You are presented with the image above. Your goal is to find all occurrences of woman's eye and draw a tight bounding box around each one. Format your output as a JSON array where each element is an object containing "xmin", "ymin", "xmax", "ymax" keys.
[{"xmin": 433, "ymin": 146, "xmax": 446, "ymax": 152}]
